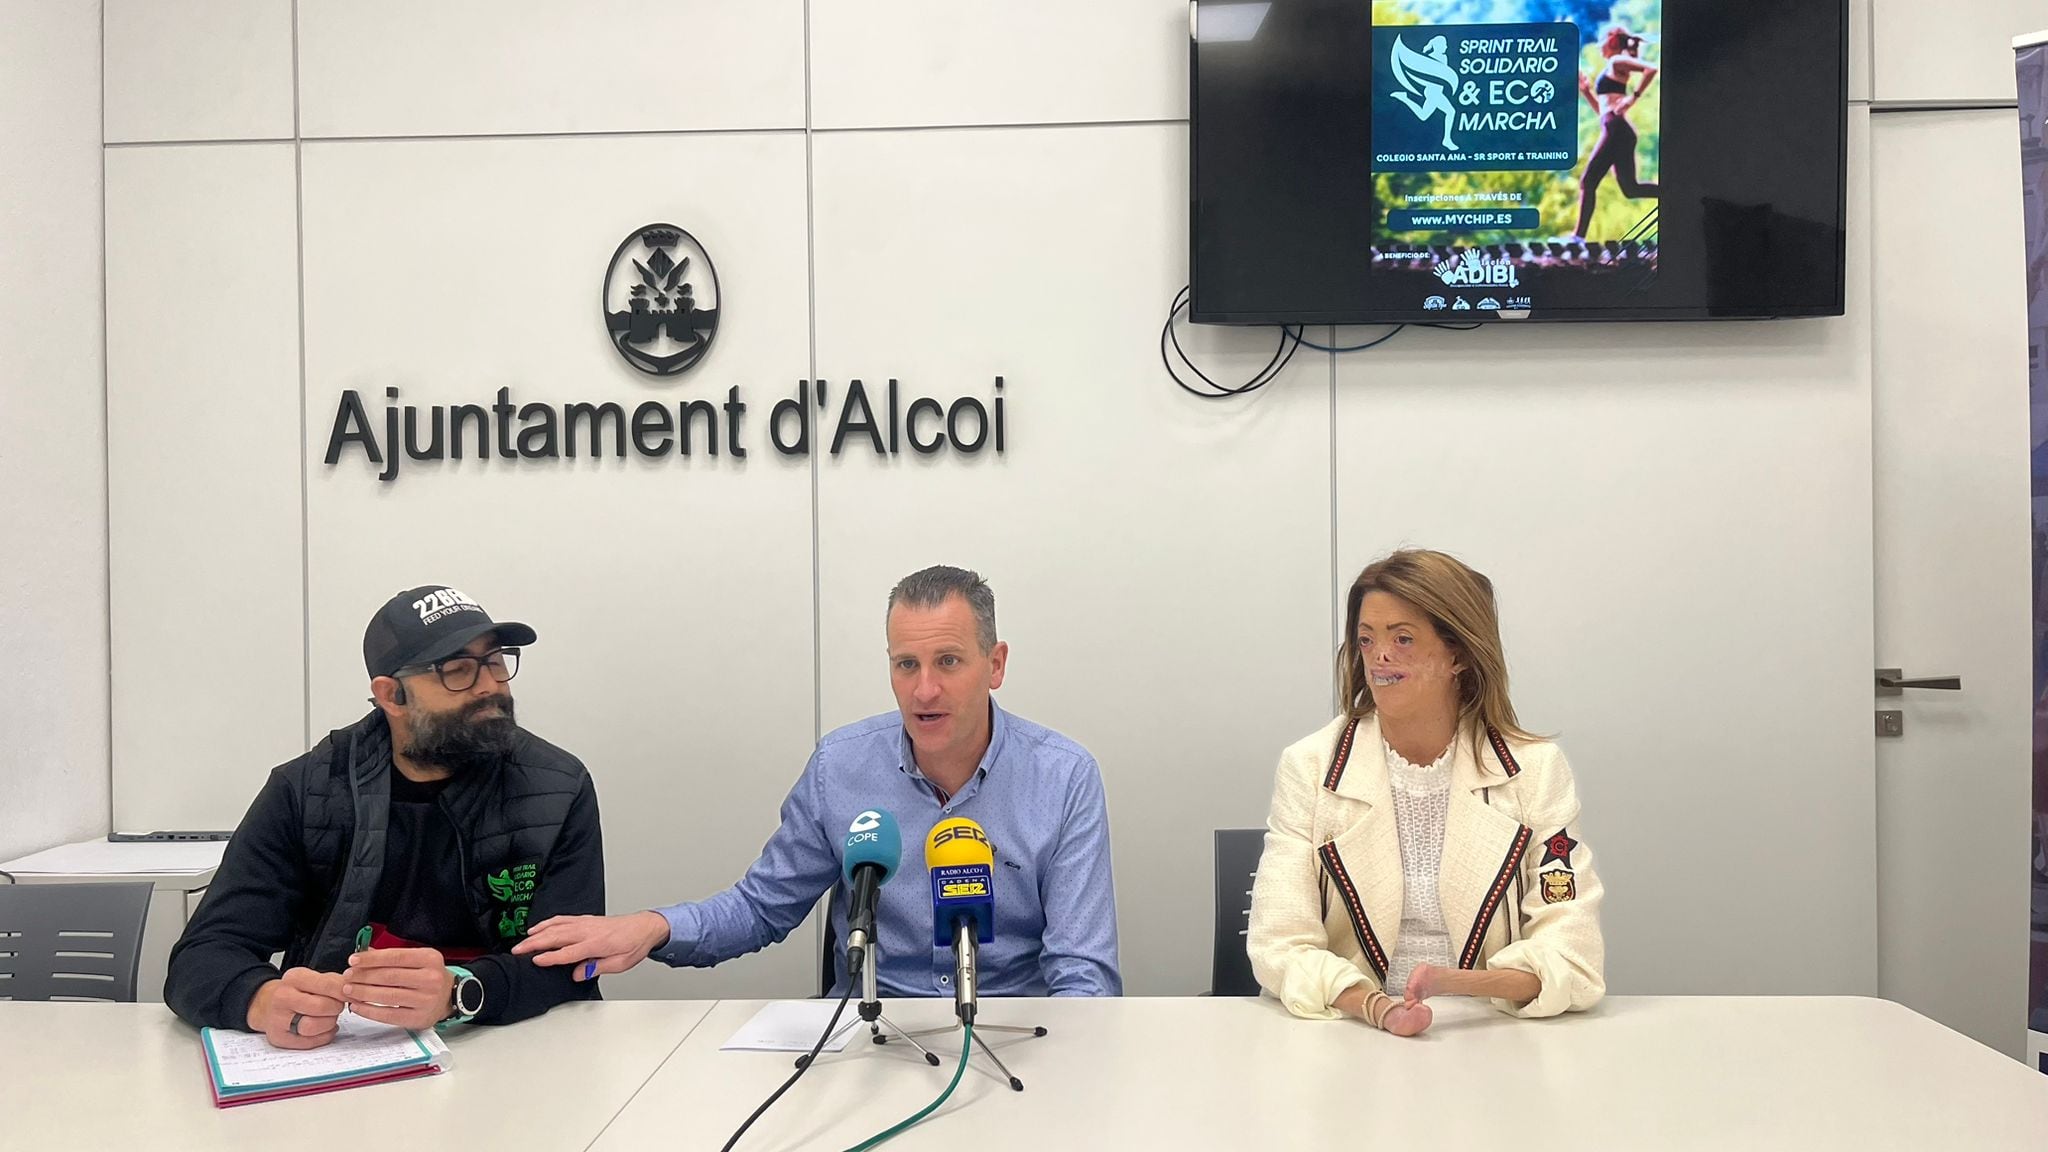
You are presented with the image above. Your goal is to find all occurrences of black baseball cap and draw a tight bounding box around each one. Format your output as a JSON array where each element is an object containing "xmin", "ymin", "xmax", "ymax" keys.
[{"xmin": 363, "ymin": 585, "xmax": 537, "ymax": 680}]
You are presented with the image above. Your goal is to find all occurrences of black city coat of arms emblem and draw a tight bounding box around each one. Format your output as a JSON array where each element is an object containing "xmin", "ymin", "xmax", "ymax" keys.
[{"xmin": 602, "ymin": 223, "xmax": 720, "ymax": 377}]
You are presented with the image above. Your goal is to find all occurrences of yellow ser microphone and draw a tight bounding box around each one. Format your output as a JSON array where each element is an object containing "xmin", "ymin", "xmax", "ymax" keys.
[{"xmin": 925, "ymin": 817, "xmax": 995, "ymax": 1022}]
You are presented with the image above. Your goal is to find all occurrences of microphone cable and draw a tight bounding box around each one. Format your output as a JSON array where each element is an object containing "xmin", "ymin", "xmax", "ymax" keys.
[
  {"xmin": 838, "ymin": 1020, "xmax": 975, "ymax": 1152},
  {"xmin": 717, "ymin": 961, "xmax": 861, "ymax": 1152}
]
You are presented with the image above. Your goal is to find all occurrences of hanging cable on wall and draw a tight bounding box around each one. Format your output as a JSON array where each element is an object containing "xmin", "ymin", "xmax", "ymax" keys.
[
  {"xmin": 1286, "ymin": 325, "xmax": 1404, "ymax": 353},
  {"xmin": 1162, "ymin": 285, "xmax": 1482, "ymax": 398},
  {"xmin": 1160, "ymin": 286, "xmax": 1305, "ymax": 399}
]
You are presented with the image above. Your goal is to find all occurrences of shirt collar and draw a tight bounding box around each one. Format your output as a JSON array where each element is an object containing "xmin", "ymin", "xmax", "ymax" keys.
[{"xmin": 896, "ymin": 696, "xmax": 1009, "ymax": 786}]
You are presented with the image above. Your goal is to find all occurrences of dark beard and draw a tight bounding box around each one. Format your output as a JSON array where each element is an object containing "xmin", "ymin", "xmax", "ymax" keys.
[{"xmin": 402, "ymin": 695, "xmax": 518, "ymax": 776}]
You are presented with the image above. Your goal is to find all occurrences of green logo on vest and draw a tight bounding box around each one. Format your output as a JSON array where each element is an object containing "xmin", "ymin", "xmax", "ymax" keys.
[{"xmin": 486, "ymin": 862, "xmax": 539, "ymax": 938}]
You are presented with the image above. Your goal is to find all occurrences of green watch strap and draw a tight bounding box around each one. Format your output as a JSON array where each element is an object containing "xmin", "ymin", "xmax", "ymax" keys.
[{"xmin": 439, "ymin": 964, "xmax": 482, "ymax": 1028}]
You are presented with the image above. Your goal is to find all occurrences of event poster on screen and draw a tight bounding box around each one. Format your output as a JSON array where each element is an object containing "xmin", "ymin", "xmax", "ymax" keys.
[{"xmin": 1369, "ymin": 0, "xmax": 1660, "ymax": 313}]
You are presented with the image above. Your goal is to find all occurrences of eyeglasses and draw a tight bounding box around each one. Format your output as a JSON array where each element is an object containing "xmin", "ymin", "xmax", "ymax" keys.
[{"xmin": 396, "ymin": 647, "xmax": 521, "ymax": 692}]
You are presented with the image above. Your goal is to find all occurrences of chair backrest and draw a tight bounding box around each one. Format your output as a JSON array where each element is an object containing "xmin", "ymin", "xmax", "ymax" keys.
[
  {"xmin": 819, "ymin": 915, "xmax": 839, "ymax": 999},
  {"xmin": 0, "ymin": 881, "xmax": 154, "ymax": 1002},
  {"xmin": 1211, "ymin": 828, "xmax": 1265, "ymax": 996}
]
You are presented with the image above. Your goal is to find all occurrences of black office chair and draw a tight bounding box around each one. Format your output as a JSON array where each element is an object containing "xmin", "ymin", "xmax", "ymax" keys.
[
  {"xmin": 819, "ymin": 916, "xmax": 839, "ymax": 998},
  {"xmin": 1210, "ymin": 829, "xmax": 1265, "ymax": 996},
  {"xmin": 0, "ymin": 881, "xmax": 154, "ymax": 1002}
]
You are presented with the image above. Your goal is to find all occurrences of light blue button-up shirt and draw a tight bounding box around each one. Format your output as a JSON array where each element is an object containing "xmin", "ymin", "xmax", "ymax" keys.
[{"xmin": 652, "ymin": 700, "xmax": 1121, "ymax": 997}]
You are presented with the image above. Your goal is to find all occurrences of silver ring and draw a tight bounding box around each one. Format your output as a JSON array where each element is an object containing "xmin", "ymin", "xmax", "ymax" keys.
[{"xmin": 288, "ymin": 1013, "xmax": 304, "ymax": 1036}]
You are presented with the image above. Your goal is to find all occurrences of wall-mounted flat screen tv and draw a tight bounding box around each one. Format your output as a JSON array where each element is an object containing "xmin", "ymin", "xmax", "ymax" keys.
[{"xmin": 1190, "ymin": 0, "xmax": 1849, "ymax": 323}]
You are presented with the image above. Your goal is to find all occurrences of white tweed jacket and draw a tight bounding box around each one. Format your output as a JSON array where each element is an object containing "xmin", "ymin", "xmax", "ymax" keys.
[{"xmin": 1247, "ymin": 713, "xmax": 1605, "ymax": 1020}]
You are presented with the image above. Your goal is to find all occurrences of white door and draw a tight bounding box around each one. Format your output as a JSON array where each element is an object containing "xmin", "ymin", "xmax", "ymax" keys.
[{"xmin": 1870, "ymin": 107, "xmax": 2034, "ymax": 1059}]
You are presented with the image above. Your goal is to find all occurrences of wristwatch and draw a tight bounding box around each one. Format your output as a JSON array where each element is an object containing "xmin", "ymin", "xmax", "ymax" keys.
[{"xmin": 441, "ymin": 964, "xmax": 483, "ymax": 1028}]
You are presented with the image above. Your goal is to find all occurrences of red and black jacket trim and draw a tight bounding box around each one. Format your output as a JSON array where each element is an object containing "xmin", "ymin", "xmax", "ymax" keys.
[
  {"xmin": 1334, "ymin": 721, "xmax": 1519, "ymax": 789},
  {"xmin": 1317, "ymin": 841, "xmax": 1387, "ymax": 984},
  {"xmin": 1322, "ymin": 718, "xmax": 1362, "ymax": 792},
  {"xmin": 1459, "ymin": 824, "xmax": 1531, "ymax": 969},
  {"xmin": 1485, "ymin": 726, "xmax": 1522, "ymax": 778}
]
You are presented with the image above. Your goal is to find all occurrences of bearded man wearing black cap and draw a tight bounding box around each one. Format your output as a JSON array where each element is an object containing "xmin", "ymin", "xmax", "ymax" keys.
[{"xmin": 164, "ymin": 586, "xmax": 605, "ymax": 1049}]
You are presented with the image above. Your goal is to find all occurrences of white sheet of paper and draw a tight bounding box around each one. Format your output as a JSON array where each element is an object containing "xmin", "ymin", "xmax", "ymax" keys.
[
  {"xmin": 1, "ymin": 838, "xmax": 227, "ymax": 875},
  {"xmin": 205, "ymin": 1015, "xmax": 435, "ymax": 1088},
  {"xmin": 720, "ymin": 1000, "xmax": 857, "ymax": 1053}
]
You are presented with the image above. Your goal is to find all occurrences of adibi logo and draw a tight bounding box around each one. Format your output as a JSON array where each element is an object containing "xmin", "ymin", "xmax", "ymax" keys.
[
  {"xmin": 1433, "ymin": 250, "xmax": 1520, "ymax": 289},
  {"xmin": 602, "ymin": 223, "xmax": 720, "ymax": 377}
]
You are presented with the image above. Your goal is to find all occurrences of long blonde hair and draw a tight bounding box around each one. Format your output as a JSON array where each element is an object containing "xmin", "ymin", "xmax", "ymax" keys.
[{"xmin": 1337, "ymin": 549, "xmax": 1535, "ymax": 741}]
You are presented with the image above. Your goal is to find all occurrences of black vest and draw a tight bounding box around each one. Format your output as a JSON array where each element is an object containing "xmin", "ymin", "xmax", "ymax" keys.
[{"xmin": 285, "ymin": 710, "xmax": 590, "ymax": 971}]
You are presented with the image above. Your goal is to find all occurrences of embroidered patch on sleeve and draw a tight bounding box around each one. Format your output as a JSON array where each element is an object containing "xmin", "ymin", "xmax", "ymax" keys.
[
  {"xmin": 1540, "ymin": 869, "xmax": 1577, "ymax": 904},
  {"xmin": 1540, "ymin": 829, "xmax": 1578, "ymax": 868}
]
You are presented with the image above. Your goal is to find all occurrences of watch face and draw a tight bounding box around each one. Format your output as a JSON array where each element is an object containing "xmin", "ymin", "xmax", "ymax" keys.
[{"xmin": 457, "ymin": 975, "xmax": 484, "ymax": 1016}]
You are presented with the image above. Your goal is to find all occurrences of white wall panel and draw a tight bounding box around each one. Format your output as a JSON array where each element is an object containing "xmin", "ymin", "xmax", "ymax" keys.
[
  {"xmin": 811, "ymin": 0, "xmax": 1190, "ymax": 129},
  {"xmin": 1328, "ymin": 110, "xmax": 1879, "ymax": 998},
  {"xmin": 1873, "ymin": 0, "xmax": 2036, "ymax": 103},
  {"xmin": 0, "ymin": 0, "xmax": 109, "ymax": 861},
  {"xmin": 812, "ymin": 123, "xmax": 1335, "ymax": 995},
  {"xmin": 297, "ymin": 0, "xmax": 805, "ymax": 138},
  {"xmin": 103, "ymin": 0, "xmax": 294, "ymax": 143},
  {"xmin": 106, "ymin": 143, "xmax": 304, "ymax": 830},
  {"xmin": 299, "ymin": 132, "xmax": 816, "ymax": 999},
  {"xmin": 1851, "ymin": 0, "xmax": 1873, "ymax": 104}
]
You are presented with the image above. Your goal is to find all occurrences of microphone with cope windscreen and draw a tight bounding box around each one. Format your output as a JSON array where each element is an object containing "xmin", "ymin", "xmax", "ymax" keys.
[{"xmin": 841, "ymin": 809, "xmax": 901, "ymax": 978}]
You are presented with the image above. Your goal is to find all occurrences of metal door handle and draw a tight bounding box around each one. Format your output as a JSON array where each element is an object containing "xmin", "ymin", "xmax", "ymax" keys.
[{"xmin": 1875, "ymin": 668, "xmax": 1962, "ymax": 696}]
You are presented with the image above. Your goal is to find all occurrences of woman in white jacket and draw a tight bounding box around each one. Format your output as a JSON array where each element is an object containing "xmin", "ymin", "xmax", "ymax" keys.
[{"xmin": 1248, "ymin": 549, "xmax": 1604, "ymax": 1035}]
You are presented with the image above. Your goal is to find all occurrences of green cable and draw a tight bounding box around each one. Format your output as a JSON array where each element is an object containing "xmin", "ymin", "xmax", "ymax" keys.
[{"xmin": 840, "ymin": 1020, "xmax": 975, "ymax": 1152}]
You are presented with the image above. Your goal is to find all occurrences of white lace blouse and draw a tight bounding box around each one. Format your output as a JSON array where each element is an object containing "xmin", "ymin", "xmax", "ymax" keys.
[{"xmin": 1384, "ymin": 738, "xmax": 1454, "ymax": 993}]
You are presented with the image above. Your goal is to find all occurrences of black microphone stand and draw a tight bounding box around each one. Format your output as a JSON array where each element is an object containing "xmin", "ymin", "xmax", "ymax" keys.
[
  {"xmin": 897, "ymin": 921, "xmax": 1048, "ymax": 1092},
  {"xmin": 796, "ymin": 933, "xmax": 942, "ymax": 1070}
]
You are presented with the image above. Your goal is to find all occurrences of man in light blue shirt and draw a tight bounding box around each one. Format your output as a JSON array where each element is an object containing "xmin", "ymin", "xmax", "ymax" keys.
[{"xmin": 514, "ymin": 566, "xmax": 1121, "ymax": 997}]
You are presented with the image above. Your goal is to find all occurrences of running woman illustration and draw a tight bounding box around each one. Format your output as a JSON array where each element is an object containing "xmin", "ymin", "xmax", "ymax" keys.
[{"xmin": 1390, "ymin": 33, "xmax": 1463, "ymax": 152}]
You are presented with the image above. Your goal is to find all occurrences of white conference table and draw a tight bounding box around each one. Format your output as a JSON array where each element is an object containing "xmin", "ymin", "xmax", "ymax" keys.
[
  {"xmin": 598, "ymin": 995, "xmax": 2048, "ymax": 1151},
  {"xmin": 2, "ymin": 996, "xmax": 2045, "ymax": 1151},
  {"xmin": 0, "ymin": 999, "xmax": 711, "ymax": 1151}
]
